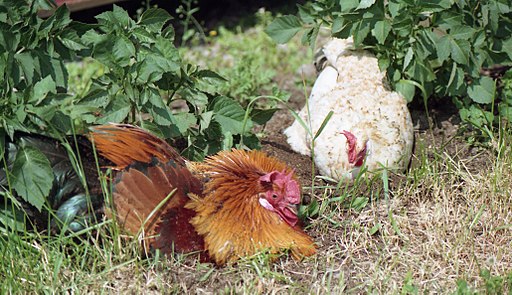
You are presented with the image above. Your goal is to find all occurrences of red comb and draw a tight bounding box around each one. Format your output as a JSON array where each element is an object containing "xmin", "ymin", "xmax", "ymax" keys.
[
  {"xmin": 341, "ymin": 130, "xmax": 366, "ymax": 167},
  {"xmin": 260, "ymin": 171, "xmax": 300, "ymax": 204}
]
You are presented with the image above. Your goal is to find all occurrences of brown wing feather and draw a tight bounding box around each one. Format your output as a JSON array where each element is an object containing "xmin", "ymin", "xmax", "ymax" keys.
[
  {"xmin": 110, "ymin": 159, "xmax": 204, "ymax": 255},
  {"xmin": 88, "ymin": 123, "xmax": 184, "ymax": 169}
]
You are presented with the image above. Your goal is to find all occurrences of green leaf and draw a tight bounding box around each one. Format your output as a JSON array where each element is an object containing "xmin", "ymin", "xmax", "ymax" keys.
[
  {"xmin": 250, "ymin": 108, "xmax": 278, "ymax": 125},
  {"xmin": 446, "ymin": 63, "xmax": 465, "ymax": 96},
  {"xmin": 81, "ymin": 29, "xmax": 105, "ymax": 45},
  {"xmin": 199, "ymin": 111, "xmax": 214, "ymax": 132},
  {"xmin": 31, "ymin": 75, "xmax": 56, "ymax": 105},
  {"xmin": 450, "ymin": 38, "xmax": 470, "ymax": 65},
  {"xmin": 138, "ymin": 8, "xmax": 171, "ymax": 33},
  {"xmin": 11, "ymin": 146, "xmax": 53, "ymax": 211},
  {"xmin": 145, "ymin": 87, "xmax": 165, "ymax": 108},
  {"xmin": 301, "ymin": 25, "xmax": 319, "ymax": 49},
  {"xmin": 182, "ymin": 88, "xmax": 208, "ymax": 112},
  {"xmin": 149, "ymin": 105, "xmax": 175, "ymax": 126},
  {"xmin": 436, "ymin": 11, "xmax": 463, "ymax": 30},
  {"xmin": 313, "ymin": 111, "xmax": 333, "ymax": 141},
  {"xmin": 135, "ymin": 37, "xmax": 179, "ymax": 84},
  {"xmin": 51, "ymin": 58, "xmax": 68, "ymax": 89},
  {"xmin": 112, "ymin": 35, "xmax": 135, "ymax": 67},
  {"xmin": 297, "ymin": 5, "xmax": 315, "ymax": 24},
  {"xmin": 406, "ymin": 59, "xmax": 435, "ymax": 84},
  {"xmin": 356, "ymin": 0, "xmax": 376, "ymax": 10},
  {"xmin": 372, "ymin": 20, "xmax": 391, "ymax": 44},
  {"xmin": 0, "ymin": 203, "xmax": 27, "ymax": 232},
  {"xmin": 59, "ymin": 29, "xmax": 86, "ymax": 51},
  {"xmin": 39, "ymin": 5, "xmax": 71, "ymax": 36},
  {"xmin": 265, "ymin": 15, "xmax": 302, "ymax": 44},
  {"xmin": 136, "ymin": 54, "xmax": 165, "ymax": 83},
  {"xmin": 96, "ymin": 4, "xmax": 133, "ymax": 31},
  {"xmin": 450, "ymin": 25, "xmax": 477, "ymax": 40},
  {"xmin": 419, "ymin": 0, "xmax": 453, "ymax": 11},
  {"xmin": 96, "ymin": 95, "xmax": 131, "ymax": 123},
  {"xmin": 340, "ymin": 0, "xmax": 360, "ymax": 11},
  {"xmin": 502, "ymin": 37, "xmax": 512, "ymax": 60},
  {"xmin": 498, "ymin": 103, "xmax": 512, "ymax": 122},
  {"xmin": 15, "ymin": 52, "xmax": 37, "ymax": 85},
  {"xmin": 350, "ymin": 196, "xmax": 369, "ymax": 212},
  {"xmin": 173, "ymin": 112, "xmax": 196, "ymax": 134},
  {"xmin": 403, "ymin": 47, "xmax": 413, "ymax": 70},
  {"xmin": 436, "ymin": 35, "xmax": 451, "ymax": 63},
  {"xmin": 395, "ymin": 79, "xmax": 416, "ymax": 102},
  {"xmin": 132, "ymin": 27, "xmax": 155, "ymax": 43},
  {"xmin": 388, "ymin": 1, "xmax": 404, "ymax": 18},
  {"xmin": 467, "ymin": 76, "xmax": 496, "ymax": 104},
  {"xmin": 152, "ymin": 36, "xmax": 180, "ymax": 72},
  {"xmin": 351, "ymin": 20, "xmax": 371, "ymax": 46},
  {"xmin": 210, "ymin": 96, "xmax": 252, "ymax": 135}
]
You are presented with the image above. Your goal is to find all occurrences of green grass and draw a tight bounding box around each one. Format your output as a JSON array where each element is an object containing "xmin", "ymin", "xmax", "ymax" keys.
[{"xmin": 2, "ymin": 130, "xmax": 512, "ymax": 292}]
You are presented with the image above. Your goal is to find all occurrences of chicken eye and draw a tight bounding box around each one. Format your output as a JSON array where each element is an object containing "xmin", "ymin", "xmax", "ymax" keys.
[{"xmin": 271, "ymin": 194, "xmax": 278, "ymax": 199}]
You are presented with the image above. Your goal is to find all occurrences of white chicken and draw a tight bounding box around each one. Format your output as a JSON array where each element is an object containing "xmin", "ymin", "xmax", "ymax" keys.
[{"xmin": 285, "ymin": 37, "xmax": 414, "ymax": 181}]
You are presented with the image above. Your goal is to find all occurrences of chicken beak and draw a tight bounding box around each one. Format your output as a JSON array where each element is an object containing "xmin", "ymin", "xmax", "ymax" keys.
[{"xmin": 286, "ymin": 203, "xmax": 298, "ymax": 216}]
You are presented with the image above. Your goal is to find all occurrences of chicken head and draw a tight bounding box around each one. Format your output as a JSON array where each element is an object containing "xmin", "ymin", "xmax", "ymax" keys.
[
  {"xmin": 341, "ymin": 130, "xmax": 368, "ymax": 167},
  {"xmin": 258, "ymin": 171, "xmax": 300, "ymax": 227}
]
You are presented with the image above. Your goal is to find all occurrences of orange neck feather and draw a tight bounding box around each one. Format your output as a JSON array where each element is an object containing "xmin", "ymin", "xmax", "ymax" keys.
[{"xmin": 186, "ymin": 149, "xmax": 316, "ymax": 264}]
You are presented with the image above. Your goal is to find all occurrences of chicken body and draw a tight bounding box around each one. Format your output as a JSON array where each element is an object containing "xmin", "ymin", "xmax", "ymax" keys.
[
  {"xmin": 1, "ymin": 124, "xmax": 316, "ymax": 265},
  {"xmin": 90, "ymin": 124, "xmax": 316, "ymax": 265},
  {"xmin": 186, "ymin": 149, "xmax": 316, "ymax": 264},
  {"xmin": 285, "ymin": 38, "xmax": 414, "ymax": 181}
]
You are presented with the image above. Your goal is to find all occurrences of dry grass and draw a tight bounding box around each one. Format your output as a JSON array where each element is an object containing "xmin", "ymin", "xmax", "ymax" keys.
[{"xmin": 60, "ymin": 128, "xmax": 511, "ymax": 294}]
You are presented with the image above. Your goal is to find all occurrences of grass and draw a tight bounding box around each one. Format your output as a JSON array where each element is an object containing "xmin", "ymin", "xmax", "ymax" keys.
[
  {"xmin": 2, "ymin": 131, "xmax": 512, "ymax": 292},
  {"xmin": 2, "ymin": 8, "xmax": 512, "ymax": 295}
]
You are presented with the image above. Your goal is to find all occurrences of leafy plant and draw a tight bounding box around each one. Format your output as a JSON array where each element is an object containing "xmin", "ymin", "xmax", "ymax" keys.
[
  {"xmin": 265, "ymin": 0, "xmax": 512, "ymax": 133},
  {"xmin": 180, "ymin": 9, "xmax": 306, "ymax": 109},
  {"xmin": 0, "ymin": 1, "xmax": 273, "ymax": 221}
]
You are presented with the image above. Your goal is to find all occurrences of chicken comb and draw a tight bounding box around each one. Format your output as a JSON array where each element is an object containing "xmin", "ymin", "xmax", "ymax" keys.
[
  {"xmin": 341, "ymin": 130, "xmax": 366, "ymax": 166},
  {"xmin": 110, "ymin": 158, "xmax": 203, "ymax": 254},
  {"xmin": 88, "ymin": 123, "xmax": 184, "ymax": 169},
  {"xmin": 259, "ymin": 171, "xmax": 300, "ymax": 204}
]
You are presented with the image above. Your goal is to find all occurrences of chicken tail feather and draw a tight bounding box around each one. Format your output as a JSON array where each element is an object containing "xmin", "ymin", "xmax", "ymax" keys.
[{"xmin": 88, "ymin": 124, "xmax": 184, "ymax": 169}]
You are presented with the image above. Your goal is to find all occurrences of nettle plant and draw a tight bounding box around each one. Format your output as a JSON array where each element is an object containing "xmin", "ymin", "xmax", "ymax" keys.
[
  {"xmin": 266, "ymin": 0, "xmax": 512, "ymax": 135},
  {"xmin": 0, "ymin": 0, "xmax": 271, "ymax": 161}
]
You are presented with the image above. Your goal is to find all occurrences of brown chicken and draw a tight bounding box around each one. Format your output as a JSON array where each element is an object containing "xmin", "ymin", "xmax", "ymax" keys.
[{"xmin": 89, "ymin": 124, "xmax": 316, "ymax": 265}]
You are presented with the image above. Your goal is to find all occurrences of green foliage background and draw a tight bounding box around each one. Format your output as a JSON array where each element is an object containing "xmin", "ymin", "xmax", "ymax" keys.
[{"xmin": 266, "ymin": 0, "xmax": 512, "ymax": 133}]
